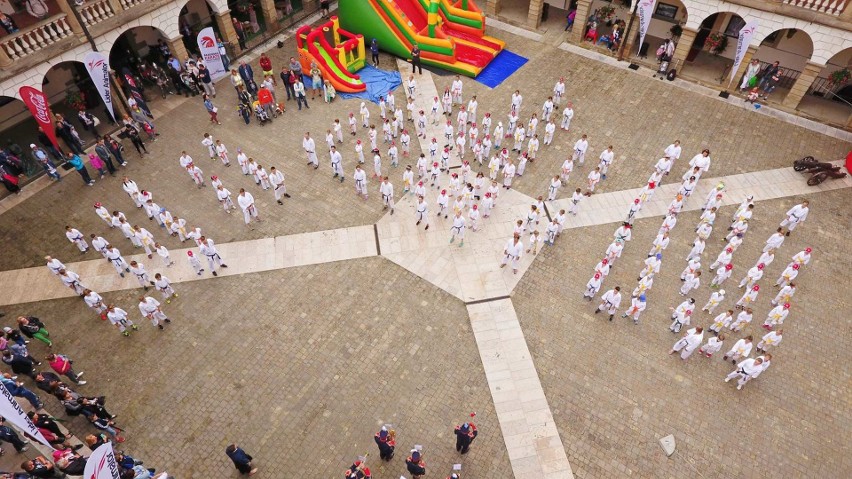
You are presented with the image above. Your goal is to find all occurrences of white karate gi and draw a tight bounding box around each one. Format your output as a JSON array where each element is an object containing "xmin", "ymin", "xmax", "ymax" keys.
[
  {"xmin": 725, "ymin": 358, "xmax": 761, "ymax": 389},
  {"xmin": 154, "ymin": 275, "xmax": 175, "ymax": 300},
  {"xmin": 380, "ymin": 181, "xmax": 395, "ymax": 211},
  {"xmin": 46, "ymin": 257, "xmax": 65, "ymax": 275},
  {"xmin": 780, "ymin": 204, "xmax": 809, "ymax": 231},
  {"xmin": 560, "ymin": 107, "xmax": 573, "ymax": 130},
  {"xmin": 122, "ymin": 179, "xmax": 141, "ymax": 207},
  {"xmin": 129, "ymin": 263, "xmax": 150, "ymax": 288},
  {"xmin": 199, "ymin": 239, "xmax": 226, "ymax": 273},
  {"xmin": 672, "ymin": 328, "xmax": 704, "ymax": 359},
  {"xmin": 771, "ymin": 285, "xmax": 796, "ymax": 306},
  {"xmin": 107, "ymin": 307, "xmax": 134, "ymax": 333},
  {"xmin": 84, "ymin": 290, "xmax": 106, "ymax": 315},
  {"xmin": 60, "ymin": 271, "xmax": 85, "ymax": 295},
  {"xmin": 709, "ymin": 312, "xmax": 732, "ymax": 334},
  {"xmin": 624, "ymin": 297, "xmax": 646, "ymax": 323},
  {"xmin": 703, "ymin": 291, "xmax": 725, "ymax": 314},
  {"xmin": 105, "ymin": 248, "xmax": 128, "ymax": 275},
  {"xmin": 65, "ymin": 228, "xmax": 88, "ymax": 251},
  {"xmin": 597, "ymin": 289, "xmax": 622, "ymax": 316},
  {"xmin": 237, "ymin": 192, "xmax": 258, "ymax": 224},
  {"xmin": 139, "ymin": 296, "xmax": 169, "ymax": 327},
  {"xmin": 217, "ymin": 187, "xmax": 235, "ymax": 212},
  {"xmin": 501, "ymin": 239, "xmax": 524, "ymax": 271},
  {"xmin": 156, "ymin": 245, "xmax": 173, "ymax": 267},
  {"xmin": 303, "ymin": 136, "xmax": 318, "ymax": 166},
  {"xmin": 757, "ymin": 331, "xmax": 782, "ymax": 351},
  {"xmin": 450, "ymin": 215, "xmax": 466, "ymax": 242},
  {"xmin": 729, "ymin": 310, "xmax": 753, "ymax": 331},
  {"xmin": 698, "ymin": 336, "xmax": 724, "ymax": 356},
  {"xmin": 775, "ymin": 265, "xmax": 798, "ymax": 286}
]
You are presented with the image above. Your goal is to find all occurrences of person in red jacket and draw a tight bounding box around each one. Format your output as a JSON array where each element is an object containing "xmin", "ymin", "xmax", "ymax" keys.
[
  {"xmin": 258, "ymin": 53, "xmax": 275, "ymax": 84},
  {"xmin": 46, "ymin": 353, "xmax": 86, "ymax": 385}
]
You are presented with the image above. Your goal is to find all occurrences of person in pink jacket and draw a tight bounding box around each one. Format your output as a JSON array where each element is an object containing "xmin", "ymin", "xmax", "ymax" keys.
[
  {"xmin": 46, "ymin": 353, "xmax": 86, "ymax": 385},
  {"xmin": 88, "ymin": 153, "xmax": 109, "ymax": 179}
]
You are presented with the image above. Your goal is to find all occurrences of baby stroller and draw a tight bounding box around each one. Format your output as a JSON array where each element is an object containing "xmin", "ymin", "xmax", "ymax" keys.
[
  {"xmin": 253, "ymin": 101, "xmax": 271, "ymax": 125},
  {"xmin": 180, "ymin": 72, "xmax": 200, "ymax": 96}
]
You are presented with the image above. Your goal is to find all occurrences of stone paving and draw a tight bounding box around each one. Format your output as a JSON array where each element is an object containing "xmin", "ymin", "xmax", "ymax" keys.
[
  {"xmin": 513, "ymin": 187, "xmax": 851, "ymax": 478},
  {"xmin": 0, "ymin": 9, "xmax": 850, "ymax": 479}
]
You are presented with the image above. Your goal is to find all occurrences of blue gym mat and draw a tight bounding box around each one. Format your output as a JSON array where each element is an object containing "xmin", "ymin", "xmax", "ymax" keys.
[
  {"xmin": 337, "ymin": 65, "xmax": 402, "ymax": 104},
  {"xmin": 475, "ymin": 50, "xmax": 528, "ymax": 88}
]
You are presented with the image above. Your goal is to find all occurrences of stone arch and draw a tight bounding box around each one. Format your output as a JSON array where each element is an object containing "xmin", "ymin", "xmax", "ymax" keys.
[
  {"xmin": 0, "ymin": 95, "xmax": 43, "ymax": 155},
  {"xmin": 643, "ymin": 0, "xmax": 689, "ymax": 47},
  {"xmin": 41, "ymin": 59, "xmax": 113, "ymax": 142},
  {"xmin": 753, "ymin": 28, "xmax": 814, "ymax": 74},
  {"xmin": 107, "ymin": 25, "xmax": 173, "ymax": 73}
]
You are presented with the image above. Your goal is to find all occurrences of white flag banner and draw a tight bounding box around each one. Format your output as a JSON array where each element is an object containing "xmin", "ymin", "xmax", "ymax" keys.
[
  {"xmin": 84, "ymin": 443, "xmax": 121, "ymax": 479},
  {"xmin": 729, "ymin": 20, "xmax": 759, "ymax": 87},
  {"xmin": 197, "ymin": 27, "xmax": 227, "ymax": 81},
  {"xmin": 83, "ymin": 51, "xmax": 116, "ymax": 121},
  {"xmin": 637, "ymin": 0, "xmax": 656, "ymax": 56},
  {"xmin": 0, "ymin": 384, "xmax": 53, "ymax": 449}
]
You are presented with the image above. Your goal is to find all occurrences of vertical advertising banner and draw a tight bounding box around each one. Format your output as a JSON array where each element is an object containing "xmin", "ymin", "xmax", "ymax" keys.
[
  {"xmin": 0, "ymin": 384, "xmax": 53, "ymax": 449},
  {"xmin": 729, "ymin": 20, "xmax": 759, "ymax": 87},
  {"xmin": 19, "ymin": 86, "xmax": 59, "ymax": 150},
  {"xmin": 83, "ymin": 51, "xmax": 116, "ymax": 121},
  {"xmin": 84, "ymin": 443, "xmax": 121, "ymax": 479},
  {"xmin": 637, "ymin": 0, "xmax": 656, "ymax": 55},
  {"xmin": 197, "ymin": 27, "xmax": 227, "ymax": 81}
]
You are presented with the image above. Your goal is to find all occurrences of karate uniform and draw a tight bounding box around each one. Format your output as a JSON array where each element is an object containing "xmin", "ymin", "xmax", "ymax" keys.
[
  {"xmin": 256, "ymin": 167, "xmax": 270, "ymax": 190},
  {"xmin": 201, "ymin": 136, "xmax": 215, "ymax": 158},
  {"xmin": 763, "ymin": 305, "xmax": 788, "ymax": 328},
  {"xmin": 584, "ymin": 274, "xmax": 603, "ymax": 299},
  {"xmin": 780, "ymin": 204, "xmax": 809, "ymax": 231},
  {"xmin": 624, "ymin": 296, "xmax": 646, "ymax": 323},
  {"xmin": 680, "ymin": 272, "xmax": 700, "ymax": 295},
  {"xmin": 501, "ymin": 239, "xmax": 524, "ymax": 272},
  {"xmin": 791, "ymin": 250, "xmax": 811, "ymax": 266},
  {"xmin": 702, "ymin": 291, "xmax": 725, "ymax": 314},
  {"xmin": 449, "ymin": 215, "xmax": 466, "ymax": 243},
  {"xmin": 237, "ymin": 192, "xmax": 258, "ymax": 224},
  {"xmin": 95, "ymin": 206, "xmax": 112, "ymax": 226},
  {"xmin": 648, "ymin": 234, "xmax": 670, "ymax": 256},
  {"xmin": 597, "ymin": 289, "xmax": 622, "ymax": 316},
  {"xmin": 217, "ymin": 187, "xmax": 235, "ymax": 212},
  {"xmin": 757, "ymin": 331, "xmax": 782, "ymax": 351},
  {"xmin": 122, "ymin": 179, "xmax": 141, "ymax": 207},
  {"xmin": 587, "ymin": 169, "xmax": 601, "ymax": 192},
  {"xmin": 84, "ymin": 290, "xmax": 107, "ymax": 315},
  {"xmin": 415, "ymin": 199, "xmax": 430, "ymax": 228},
  {"xmin": 354, "ymin": 169, "xmax": 368, "ymax": 197},
  {"xmin": 187, "ymin": 253, "xmax": 204, "ymax": 275},
  {"xmin": 710, "ymin": 250, "xmax": 732, "ymax": 270},
  {"xmin": 698, "ymin": 336, "xmax": 724, "ymax": 357},
  {"xmin": 154, "ymin": 275, "xmax": 176, "ymax": 301},
  {"xmin": 105, "ymin": 248, "xmax": 129, "ymax": 276},
  {"xmin": 605, "ymin": 240, "xmax": 623, "ymax": 261},
  {"xmin": 135, "ymin": 227, "xmax": 155, "ymax": 256},
  {"xmin": 687, "ymin": 238, "xmax": 705, "ymax": 261},
  {"xmin": 216, "ymin": 143, "xmax": 230, "ymax": 165},
  {"xmin": 139, "ymin": 296, "xmax": 169, "ymax": 327},
  {"xmin": 571, "ymin": 138, "xmax": 589, "ymax": 165},
  {"xmin": 775, "ymin": 265, "xmax": 798, "ymax": 286},
  {"xmin": 729, "ymin": 310, "xmax": 753, "ymax": 331},
  {"xmin": 669, "ymin": 311, "xmax": 690, "ymax": 333},
  {"xmin": 129, "ymin": 262, "xmax": 151, "ymax": 288},
  {"xmin": 156, "ymin": 244, "xmax": 174, "ymax": 267},
  {"xmin": 764, "ymin": 232, "xmax": 785, "ymax": 253},
  {"xmin": 270, "ymin": 170, "xmax": 288, "ymax": 199},
  {"xmin": 725, "ymin": 358, "xmax": 761, "ymax": 389},
  {"xmin": 547, "ymin": 178, "xmax": 561, "ymax": 201},
  {"xmin": 709, "ymin": 312, "xmax": 733, "ymax": 334},
  {"xmin": 380, "ymin": 181, "xmax": 395, "ymax": 212},
  {"xmin": 502, "ymin": 163, "xmax": 516, "ymax": 188},
  {"xmin": 60, "ymin": 271, "xmax": 85, "ymax": 295},
  {"xmin": 46, "ymin": 257, "xmax": 65, "ymax": 275},
  {"xmin": 65, "ymin": 228, "xmax": 88, "ymax": 252},
  {"xmin": 468, "ymin": 208, "xmax": 480, "ymax": 232},
  {"xmin": 107, "ymin": 307, "xmax": 135, "ymax": 334},
  {"xmin": 664, "ymin": 143, "xmax": 682, "ymax": 161},
  {"xmin": 303, "ymin": 137, "xmax": 318, "ymax": 167},
  {"xmin": 771, "ymin": 284, "xmax": 796, "ymax": 306},
  {"xmin": 569, "ymin": 190, "xmax": 583, "ymax": 216},
  {"xmin": 671, "ymin": 328, "xmax": 703, "ymax": 359},
  {"xmin": 199, "ymin": 239, "xmax": 226, "ymax": 273},
  {"xmin": 560, "ymin": 107, "xmax": 573, "ymax": 130}
]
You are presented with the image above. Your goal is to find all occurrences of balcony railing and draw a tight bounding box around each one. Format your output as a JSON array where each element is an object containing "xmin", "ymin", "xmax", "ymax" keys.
[
  {"xmin": 78, "ymin": 0, "xmax": 117, "ymax": 26},
  {"xmin": 782, "ymin": 0, "xmax": 848, "ymax": 16},
  {"xmin": 0, "ymin": 13, "xmax": 74, "ymax": 62},
  {"xmin": 119, "ymin": 0, "xmax": 148, "ymax": 8}
]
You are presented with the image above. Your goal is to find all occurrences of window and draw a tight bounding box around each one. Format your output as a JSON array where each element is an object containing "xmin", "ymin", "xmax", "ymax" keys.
[
  {"xmin": 724, "ymin": 16, "xmax": 746, "ymax": 37},
  {"xmin": 654, "ymin": 3, "xmax": 679, "ymax": 20}
]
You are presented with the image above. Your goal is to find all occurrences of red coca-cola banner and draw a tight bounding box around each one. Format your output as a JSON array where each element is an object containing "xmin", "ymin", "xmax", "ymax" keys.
[{"xmin": 19, "ymin": 86, "xmax": 59, "ymax": 150}]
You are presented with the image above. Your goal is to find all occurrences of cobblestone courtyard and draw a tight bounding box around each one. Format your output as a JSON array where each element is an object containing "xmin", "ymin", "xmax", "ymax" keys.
[{"xmin": 0, "ymin": 15, "xmax": 850, "ymax": 478}]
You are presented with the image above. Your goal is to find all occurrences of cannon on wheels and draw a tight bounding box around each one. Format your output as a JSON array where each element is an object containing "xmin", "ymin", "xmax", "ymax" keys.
[{"xmin": 793, "ymin": 155, "xmax": 848, "ymax": 186}]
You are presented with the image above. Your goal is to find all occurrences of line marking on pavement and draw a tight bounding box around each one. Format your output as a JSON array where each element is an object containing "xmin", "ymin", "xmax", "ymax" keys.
[
  {"xmin": 465, "ymin": 294, "xmax": 512, "ymax": 306},
  {"xmin": 373, "ymin": 223, "xmax": 381, "ymax": 256}
]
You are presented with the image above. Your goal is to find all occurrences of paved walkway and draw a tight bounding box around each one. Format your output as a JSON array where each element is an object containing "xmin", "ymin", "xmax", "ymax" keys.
[{"xmin": 2, "ymin": 156, "xmax": 847, "ymax": 478}]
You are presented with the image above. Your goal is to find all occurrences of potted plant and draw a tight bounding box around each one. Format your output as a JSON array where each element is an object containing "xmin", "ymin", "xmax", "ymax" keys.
[
  {"xmin": 828, "ymin": 68, "xmax": 851, "ymax": 86},
  {"xmin": 598, "ymin": 5, "xmax": 615, "ymax": 20},
  {"xmin": 65, "ymin": 90, "xmax": 86, "ymax": 111},
  {"xmin": 704, "ymin": 32, "xmax": 728, "ymax": 55}
]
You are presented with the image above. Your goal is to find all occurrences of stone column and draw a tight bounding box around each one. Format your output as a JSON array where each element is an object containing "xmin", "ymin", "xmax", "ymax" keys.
[
  {"xmin": 728, "ymin": 45, "xmax": 758, "ymax": 89},
  {"xmin": 527, "ymin": 0, "xmax": 544, "ymax": 29},
  {"xmin": 215, "ymin": 10, "xmax": 242, "ymax": 54},
  {"xmin": 56, "ymin": 0, "xmax": 84, "ymax": 34},
  {"xmin": 168, "ymin": 35, "xmax": 189, "ymax": 63},
  {"xmin": 485, "ymin": 0, "xmax": 501, "ymax": 16},
  {"xmin": 0, "ymin": 45, "xmax": 12, "ymax": 68},
  {"xmin": 671, "ymin": 26, "xmax": 698, "ymax": 66},
  {"xmin": 106, "ymin": 0, "xmax": 122, "ymax": 14},
  {"xmin": 569, "ymin": 0, "xmax": 592, "ymax": 44},
  {"xmin": 259, "ymin": 0, "xmax": 279, "ymax": 32},
  {"xmin": 782, "ymin": 61, "xmax": 824, "ymax": 109},
  {"xmin": 846, "ymin": 111, "xmax": 852, "ymax": 130}
]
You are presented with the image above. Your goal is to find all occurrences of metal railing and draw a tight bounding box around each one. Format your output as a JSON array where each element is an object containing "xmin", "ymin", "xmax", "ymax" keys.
[
  {"xmin": 806, "ymin": 76, "xmax": 852, "ymax": 107},
  {"xmin": 782, "ymin": 0, "xmax": 849, "ymax": 16},
  {"xmin": 756, "ymin": 60, "xmax": 801, "ymax": 89},
  {"xmin": 0, "ymin": 13, "xmax": 74, "ymax": 62}
]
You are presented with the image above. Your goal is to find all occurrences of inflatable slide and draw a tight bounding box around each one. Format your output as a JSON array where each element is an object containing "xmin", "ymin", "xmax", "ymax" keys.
[
  {"xmin": 339, "ymin": 0, "xmax": 506, "ymax": 77},
  {"xmin": 296, "ymin": 16, "xmax": 367, "ymax": 93}
]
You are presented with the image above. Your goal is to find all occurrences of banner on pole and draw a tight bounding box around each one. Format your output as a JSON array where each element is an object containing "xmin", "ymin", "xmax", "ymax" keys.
[
  {"xmin": 121, "ymin": 67, "xmax": 152, "ymax": 118},
  {"xmin": 84, "ymin": 443, "xmax": 121, "ymax": 479},
  {"xmin": 19, "ymin": 86, "xmax": 59, "ymax": 151},
  {"xmin": 0, "ymin": 383, "xmax": 54, "ymax": 449},
  {"xmin": 83, "ymin": 51, "xmax": 116, "ymax": 121},
  {"xmin": 729, "ymin": 20, "xmax": 759, "ymax": 87},
  {"xmin": 637, "ymin": 0, "xmax": 656, "ymax": 56},
  {"xmin": 197, "ymin": 27, "xmax": 227, "ymax": 81}
]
